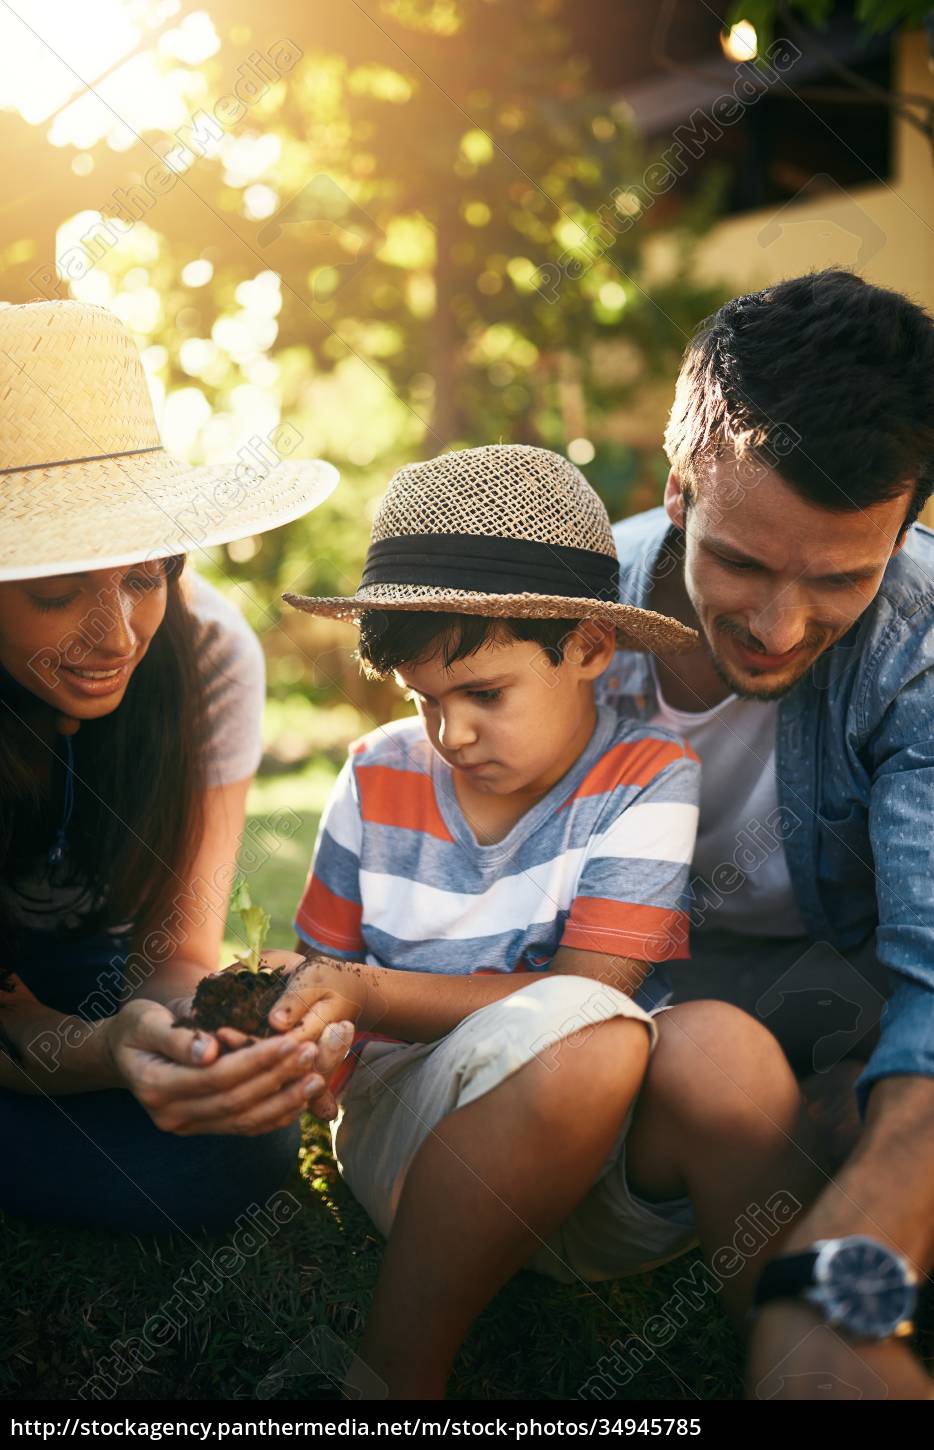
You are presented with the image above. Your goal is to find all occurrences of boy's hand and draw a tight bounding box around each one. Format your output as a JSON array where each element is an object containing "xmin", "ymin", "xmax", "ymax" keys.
[
  {"xmin": 266, "ymin": 951, "xmax": 368, "ymax": 1042},
  {"xmin": 215, "ymin": 950, "xmax": 362, "ymax": 1120}
]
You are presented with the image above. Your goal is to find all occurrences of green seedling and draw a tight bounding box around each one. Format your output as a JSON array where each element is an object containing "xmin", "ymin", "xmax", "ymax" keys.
[{"xmin": 228, "ymin": 878, "xmax": 271, "ymax": 974}]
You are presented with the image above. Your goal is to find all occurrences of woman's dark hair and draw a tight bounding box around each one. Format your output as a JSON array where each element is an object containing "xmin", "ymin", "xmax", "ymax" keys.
[
  {"xmin": 0, "ymin": 557, "xmax": 207, "ymax": 957},
  {"xmin": 664, "ymin": 269, "xmax": 934, "ymax": 532},
  {"xmin": 357, "ymin": 609, "xmax": 587, "ymax": 679}
]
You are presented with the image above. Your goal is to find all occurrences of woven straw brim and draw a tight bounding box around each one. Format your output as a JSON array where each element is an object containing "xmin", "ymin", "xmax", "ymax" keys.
[
  {"xmin": 0, "ymin": 450, "xmax": 338, "ymax": 581},
  {"xmin": 283, "ymin": 585, "xmax": 698, "ymax": 655}
]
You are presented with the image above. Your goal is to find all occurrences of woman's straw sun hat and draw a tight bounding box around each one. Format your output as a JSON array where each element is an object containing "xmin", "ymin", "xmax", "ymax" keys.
[
  {"xmin": 284, "ymin": 443, "xmax": 698, "ymax": 654},
  {"xmin": 0, "ymin": 299, "xmax": 338, "ymax": 582}
]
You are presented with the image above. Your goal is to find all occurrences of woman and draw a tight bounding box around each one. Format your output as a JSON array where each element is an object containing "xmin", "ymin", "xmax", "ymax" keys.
[{"xmin": 0, "ymin": 298, "xmax": 337, "ymax": 1233}]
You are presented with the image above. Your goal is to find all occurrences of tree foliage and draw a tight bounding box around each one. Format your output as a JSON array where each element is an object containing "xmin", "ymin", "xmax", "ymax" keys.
[
  {"xmin": 726, "ymin": 0, "xmax": 932, "ymax": 56},
  {"xmin": 2, "ymin": 0, "xmax": 731, "ymax": 634}
]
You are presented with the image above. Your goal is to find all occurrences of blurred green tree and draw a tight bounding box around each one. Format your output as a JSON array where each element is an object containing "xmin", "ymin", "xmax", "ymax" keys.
[{"xmin": 1, "ymin": 0, "xmax": 730, "ymax": 626}]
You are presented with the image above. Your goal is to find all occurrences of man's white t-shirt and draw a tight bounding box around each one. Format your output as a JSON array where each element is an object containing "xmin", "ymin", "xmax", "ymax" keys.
[{"xmin": 649, "ymin": 660, "xmax": 806, "ymax": 937}]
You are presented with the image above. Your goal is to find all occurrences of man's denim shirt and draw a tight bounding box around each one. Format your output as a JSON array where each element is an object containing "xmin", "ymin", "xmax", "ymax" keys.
[{"xmin": 606, "ymin": 508, "xmax": 934, "ymax": 1121}]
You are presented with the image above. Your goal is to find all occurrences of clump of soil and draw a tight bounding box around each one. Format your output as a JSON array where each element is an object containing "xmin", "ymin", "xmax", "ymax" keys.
[{"xmin": 175, "ymin": 958, "xmax": 289, "ymax": 1039}]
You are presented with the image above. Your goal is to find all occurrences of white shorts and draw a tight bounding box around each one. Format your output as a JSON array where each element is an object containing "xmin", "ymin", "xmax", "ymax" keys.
[{"xmin": 330, "ymin": 975, "xmax": 699, "ymax": 1284}]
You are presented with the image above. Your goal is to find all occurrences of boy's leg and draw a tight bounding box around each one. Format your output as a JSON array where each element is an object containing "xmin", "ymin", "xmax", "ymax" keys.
[
  {"xmin": 624, "ymin": 1000, "xmax": 830, "ymax": 1327},
  {"xmin": 347, "ymin": 1015, "xmax": 651, "ymax": 1400}
]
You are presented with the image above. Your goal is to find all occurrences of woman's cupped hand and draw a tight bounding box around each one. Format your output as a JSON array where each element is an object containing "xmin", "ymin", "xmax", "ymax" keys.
[{"xmin": 103, "ymin": 951, "xmax": 356, "ymax": 1135}]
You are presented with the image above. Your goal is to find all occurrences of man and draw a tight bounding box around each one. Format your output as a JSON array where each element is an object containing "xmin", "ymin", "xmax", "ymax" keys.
[{"xmin": 602, "ymin": 269, "xmax": 934, "ymax": 1399}]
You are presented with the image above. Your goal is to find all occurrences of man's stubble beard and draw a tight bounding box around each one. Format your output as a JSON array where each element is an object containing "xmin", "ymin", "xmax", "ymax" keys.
[
  {"xmin": 675, "ymin": 530, "xmax": 827, "ymax": 702},
  {"xmin": 688, "ymin": 590, "xmax": 826, "ymax": 703},
  {"xmin": 703, "ymin": 616, "xmax": 841, "ymax": 702},
  {"xmin": 705, "ymin": 639, "xmax": 807, "ymax": 702}
]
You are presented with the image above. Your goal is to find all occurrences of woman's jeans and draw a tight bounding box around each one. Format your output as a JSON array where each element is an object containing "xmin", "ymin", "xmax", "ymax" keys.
[{"xmin": 0, "ymin": 929, "xmax": 300, "ymax": 1234}]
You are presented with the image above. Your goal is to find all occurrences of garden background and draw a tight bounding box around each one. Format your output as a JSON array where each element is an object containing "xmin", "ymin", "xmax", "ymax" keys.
[{"xmin": 1, "ymin": 0, "xmax": 933, "ymax": 1402}]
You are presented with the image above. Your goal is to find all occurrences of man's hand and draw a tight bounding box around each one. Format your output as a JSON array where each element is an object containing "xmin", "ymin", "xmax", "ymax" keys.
[
  {"xmin": 746, "ymin": 1301, "xmax": 934, "ymax": 1400},
  {"xmin": 104, "ymin": 996, "xmax": 325, "ymax": 1137},
  {"xmin": 743, "ymin": 1075, "xmax": 934, "ymax": 1400}
]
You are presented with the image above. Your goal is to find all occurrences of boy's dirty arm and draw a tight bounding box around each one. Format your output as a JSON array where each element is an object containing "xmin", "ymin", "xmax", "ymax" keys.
[{"xmin": 270, "ymin": 948, "xmax": 652, "ymax": 1044}]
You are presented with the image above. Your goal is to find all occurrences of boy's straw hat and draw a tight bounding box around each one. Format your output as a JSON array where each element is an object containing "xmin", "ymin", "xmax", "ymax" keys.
[
  {"xmin": 0, "ymin": 299, "xmax": 338, "ymax": 582},
  {"xmin": 284, "ymin": 444, "xmax": 698, "ymax": 654}
]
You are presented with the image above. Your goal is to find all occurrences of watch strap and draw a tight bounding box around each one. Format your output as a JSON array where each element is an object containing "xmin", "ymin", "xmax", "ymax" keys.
[{"xmin": 753, "ymin": 1250, "xmax": 821, "ymax": 1309}]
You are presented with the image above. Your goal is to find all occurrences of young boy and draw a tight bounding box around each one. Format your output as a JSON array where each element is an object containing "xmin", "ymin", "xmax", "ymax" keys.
[{"xmin": 269, "ymin": 445, "xmax": 826, "ymax": 1399}]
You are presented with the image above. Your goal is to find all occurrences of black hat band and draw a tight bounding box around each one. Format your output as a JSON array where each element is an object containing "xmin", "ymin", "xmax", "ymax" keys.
[{"xmin": 360, "ymin": 532, "xmax": 619, "ymax": 601}]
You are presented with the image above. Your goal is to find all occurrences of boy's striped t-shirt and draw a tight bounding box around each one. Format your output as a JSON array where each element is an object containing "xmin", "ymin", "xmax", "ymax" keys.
[{"xmin": 293, "ymin": 705, "xmax": 700, "ymax": 1088}]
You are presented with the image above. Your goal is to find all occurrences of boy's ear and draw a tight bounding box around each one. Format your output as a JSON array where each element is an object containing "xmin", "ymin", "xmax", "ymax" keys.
[{"xmin": 564, "ymin": 617, "xmax": 617, "ymax": 675}]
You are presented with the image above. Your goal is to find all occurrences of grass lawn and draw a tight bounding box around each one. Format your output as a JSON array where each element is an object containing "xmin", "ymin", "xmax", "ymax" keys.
[
  {"xmin": 2, "ymin": 1148, "xmax": 745, "ymax": 1401},
  {"xmin": 3, "ymin": 757, "xmax": 932, "ymax": 1400}
]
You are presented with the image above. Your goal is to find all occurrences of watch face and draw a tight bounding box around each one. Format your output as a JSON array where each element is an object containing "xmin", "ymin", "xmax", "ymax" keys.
[{"xmin": 817, "ymin": 1238, "xmax": 915, "ymax": 1339}]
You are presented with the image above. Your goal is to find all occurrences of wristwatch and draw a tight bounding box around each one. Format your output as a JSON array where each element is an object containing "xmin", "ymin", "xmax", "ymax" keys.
[{"xmin": 751, "ymin": 1235, "xmax": 919, "ymax": 1341}]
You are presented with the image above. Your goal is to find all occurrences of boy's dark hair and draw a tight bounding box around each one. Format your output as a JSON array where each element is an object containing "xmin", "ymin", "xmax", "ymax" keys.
[
  {"xmin": 357, "ymin": 609, "xmax": 587, "ymax": 678},
  {"xmin": 664, "ymin": 269, "xmax": 934, "ymax": 532}
]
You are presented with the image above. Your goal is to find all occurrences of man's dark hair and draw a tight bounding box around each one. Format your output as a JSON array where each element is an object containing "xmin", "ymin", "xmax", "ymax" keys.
[
  {"xmin": 357, "ymin": 609, "xmax": 586, "ymax": 678},
  {"xmin": 664, "ymin": 269, "xmax": 934, "ymax": 532}
]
